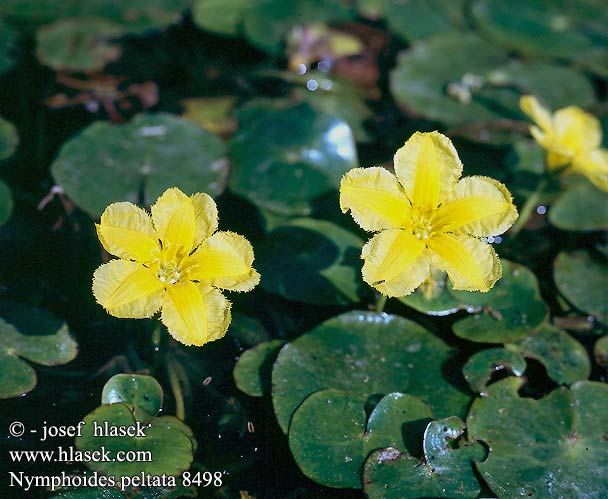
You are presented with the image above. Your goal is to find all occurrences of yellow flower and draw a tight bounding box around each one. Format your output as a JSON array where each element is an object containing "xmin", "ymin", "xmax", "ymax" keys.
[
  {"xmin": 92, "ymin": 187, "xmax": 260, "ymax": 346},
  {"xmin": 339, "ymin": 131, "xmax": 518, "ymax": 297},
  {"xmin": 520, "ymin": 95, "xmax": 608, "ymax": 191}
]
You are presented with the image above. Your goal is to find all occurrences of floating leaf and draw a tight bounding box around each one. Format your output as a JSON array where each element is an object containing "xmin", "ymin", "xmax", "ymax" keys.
[
  {"xmin": 364, "ymin": 417, "xmax": 485, "ymax": 499},
  {"xmin": 0, "ymin": 0, "xmax": 188, "ymax": 30},
  {"xmin": 76, "ymin": 404, "xmax": 194, "ymax": 479},
  {"xmin": 0, "ymin": 315, "xmax": 77, "ymax": 399},
  {"xmin": 472, "ymin": 0, "xmax": 608, "ymax": 75},
  {"xmin": 594, "ymin": 336, "xmax": 608, "ymax": 368},
  {"xmin": 181, "ymin": 96, "xmax": 238, "ymax": 137},
  {"xmin": 512, "ymin": 324, "xmax": 590, "ymax": 384},
  {"xmin": 234, "ymin": 339, "xmax": 286, "ymax": 397},
  {"xmin": 102, "ymin": 374, "xmax": 164, "ymax": 415},
  {"xmin": 192, "ymin": 0, "xmax": 250, "ymax": 36},
  {"xmin": 51, "ymin": 113, "xmax": 228, "ymax": 217},
  {"xmin": 463, "ymin": 347, "xmax": 526, "ymax": 394},
  {"xmin": 288, "ymin": 390, "xmax": 431, "ymax": 488},
  {"xmin": 256, "ymin": 218, "xmax": 364, "ymax": 305},
  {"xmin": 554, "ymin": 250, "xmax": 608, "ymax": 325},
  {"xmin": 0, "ymin": 20, "xmax": 17, "ymax": 75},
  {"xmin": 36, "ymin": 17, "xmax": 124, "ymax": 72},
  {"xmin": 242, "ymin": 0, "xmax": 353, "ymax": 53},
  {"xmin": 451, "ymin": 260, "xmax": 548, "ymax": 343},
  {"xmin": 468, "ymin": 378, "xmax": 608, "ymax": 499},
  {"xmin": 0, "ymin": 180, "xmax": 13, "ymax": 226},
  {"xmin": 384, "ymin": 0, "xmax": 466, "ymax": 41},
  {"xmin": 549, "ymin": 177, "xmax": 608, "ymax": 231},
  {"xmin": 272, "ymin": 311, "xmax": 471, "ymax": 434},
  {"xmin": 390, "ymin": 32, "xmax": 595, "ymax": 129},
  {"xmin": 0, "ymin": 116, "xmax": 18, "ymax": 160},
  {"xmin": 230, "ymin": 102, "xmax": 357, "ymax": 216},
  {"xmin": 399, "ymin": 269, "xmax": 476, "ymax": 316}
]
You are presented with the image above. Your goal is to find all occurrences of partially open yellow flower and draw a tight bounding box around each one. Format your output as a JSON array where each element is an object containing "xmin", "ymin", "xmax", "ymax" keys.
[
  {"xmin": 93, "ymin": 187, "xmax": 260, "ymax": 346},
  {"xmin": 520, "ymin": 95, "xmax": 608, "ymax": 191},
  {"xmin": 340, "ymin": 131, "xmax": 518, "ymax": 297}
]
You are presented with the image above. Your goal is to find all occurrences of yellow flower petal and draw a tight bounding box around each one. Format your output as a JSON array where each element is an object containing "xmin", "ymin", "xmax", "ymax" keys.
[
  {"xmin": 433, "ymin": 176, "xmax": 518, "ymax": 237},
  {"xmin": 394, "ymin": 131, "xmax": 462, "ymax": 209},
  {"xmin": 361, "ymin": 229, "xmax": 430, "ymax": 297},
  {"xmin": 571, "ymin": 149, "xmax": 608, "ymax": 192},
  {"xmin": 151, "ymin": 188, "xmax": 196, "ymax": 254},
  {"xmin": 96, "ymin": 202, "xmax": 159, "ymax": 262},
  {"xmin": 520, "ymin": 95, "xmax": 552, "ymax": 133},
  {"xmin": 553, "ymin": 106, "xmax": 602, "ymax": 154},
  {"xmin": 427, "ymin": 233, "xmax": 501, "ymax": 292},
  {"xmin": 187, "ymin": 231, "xmax": 260, "ymax": 291},
  {"xmin": 339, "ymin": 167, "xmax": 410, "ymax": 231},
  {"xmin": 191, "ymin": 192, "xmax": 219, "ymax": 245},
  {"xmin": 93, "ymin": 260, "xmax": 164, "ymax": 318},
  {"xmin": 161, "ymin": 282, "xmax": 231, "ymax": 346}
]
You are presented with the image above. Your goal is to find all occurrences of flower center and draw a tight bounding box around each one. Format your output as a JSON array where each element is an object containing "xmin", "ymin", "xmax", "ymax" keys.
[
  {"xmin": 157, "ymin": 261, "xmax": 181, "ymax": 285},
  {"xmin": 408, "ymin": 208, "xmax": 434, "ymax": 240}
]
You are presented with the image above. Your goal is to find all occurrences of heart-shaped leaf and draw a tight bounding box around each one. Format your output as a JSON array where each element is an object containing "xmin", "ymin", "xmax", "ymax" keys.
[
  {"xmin": 554, "ymin": 250, "xmax": 608, "ymax": 325},
  {"xmin": 272, "ymin": 311, "xmax": 472, "ymax": 434},
  {"xmin": 230, "ymin": 102, "xmax": 357, "ymax": 216},
  {"xmin": 364, "ymin": 416, "xmax": 485, "ymax": 498},
  {"xmin": 76, "ymin": 403, "xmax": 194, "ymax": 479},
  {"xmin": 549, "ymin": 177, "xmax": 608, "ymax": 231},
  {"xmin": 102, "ymin": 374, "xmax": 164, "ymax": 415},
  {"xmin": 451, "ymin": 260, "xmax": 548, "ymax": 343},
  {"xmin": 468, "ymin": 378, "xmax": 608, "ymax": 499},
  {"xmin": 0, "ymin": 312, "xmax": 77, "ymax": 399},
  {"xmin": 256, "ymin": 218, "xmax": 364, "ymax": 305},
  {"xmin": 384, "ymin": 0, "xmax": 467, "ymax": 41},
  {"xmin": 463, "ymin": 347, "xmax": 526, "ymax": 394},
  {"xmin": 288, "ymin": 390, "xmax": 432, "ymax": 488},
  {"xmin": 234, "ymin": 339, "xmax": 286, "ymax": 397},
  {"xmin": 51, "ymin": 113, "xmax": 228, "ymax": 217}
]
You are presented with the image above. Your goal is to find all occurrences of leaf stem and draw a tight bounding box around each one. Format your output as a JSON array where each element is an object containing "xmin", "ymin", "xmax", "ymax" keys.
[
  {"xmin": 375, "ymin": 294, "xmax": 388, "ymax": 313},
  {"xmin": 167, "ymin": 357, "xmax": 185, "ymax": 421},
  {"xmin": 510, "ymin": 176, "xmax": 549, "ymax": 237}
]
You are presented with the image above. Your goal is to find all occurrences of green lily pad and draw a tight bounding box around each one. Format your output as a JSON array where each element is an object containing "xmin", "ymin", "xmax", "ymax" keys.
[
  {"xmin": 554, "ymin": 250, "xmax": 608, "ymax": 325},
  {"xmin": 230, "ymin": 102, "xmax": 357, "ymax": 216},
  {"xmin": 364, "ymin": 416, "xmax": 485, "ymax": 499},
  {"xmin": 76, "ymin": 403, "xmax": 194, "ymax": 479},
  {"xmin": 594, "ymin": 336, "xmax": 608, "ymax": 368},
  {"xmin": 0, "ymin": 180, "xmax": 13, "ymax": 226},
  {"xmin": 463, "ymin": 347, "xmax": 526, "ymax": 394},
  {"xmin": 272, "ymin": 311, "xmax": 472, "ymax": 434},
  {"xmin": 36, "ymin": 17, "xmax": 124, "ymax": 72},
  {"xmin": 468, "ymin": 378, "xmax": 608, "ymax": 499},
  {"xmin": 549, "ymin": 177, "xmax": 608, "ymax": 231},
  {"xmin": 0, "ymin": 0, "xmax": 189, "ymax": 30},
  {"xmin": 383, "ymin": 0, "xmax": 467, "ymax": 41},
  {"xmin": 234, "ymin": 339, "xmax": 286, "ymax": 397},
  {"xmin": 0, "ymin": 317, "xmax": 77, "ymax": 399},
  {"xmin": 0, "ymin": 20, "xmax": 17, "ymax": 75},
  {"xmin": 51, "ymin": 113, "xmax": 228, "ymax": 217},
  {"xmin": 292, "ymin": 80, "xmax": 373, "ymax": 143},
  {"xmin": 242, "ymin": 0, "xmax": 353, "ymax": 54},
  {"xmin": 256, "ymin": 218, "xmax": 364, "ymax": 305},
  {"xmin": 512, "ymin": 324, "xmax": 590, "ymax": 385},
  {"xmin": 451, "ymin": 260, "xmax": 548, "ymax": 343},
  {"xmin": 0, "ymin": 116, "xmax": 18, "ymax": 160},
  {"xmin": 288, "ymin": 390, "xmax": 432, "ymax": 488},
  {"xmin": 102, "ymin": 374, "xmax": 164, "ymax": 415},
  {"xmin": 399, "ymin": 269, "xmax": 478, "ymax": 316},
  {"xmin": 390, "ymin": 32, "xmax": 595, "ymax": 129},
  {"xmin": 192, "ymin": 0, "xmax": 250, "ymax": 36},
  {"xmin": 472, "ymin": 0, "xmax": 608, "ymax": 75}
]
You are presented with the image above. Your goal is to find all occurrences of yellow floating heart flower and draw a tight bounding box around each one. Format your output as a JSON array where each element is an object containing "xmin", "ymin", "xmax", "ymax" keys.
[
  {"xmin": 520, "ymin": 95, "xmax": 608, "ymax": 191},
  {"xmin": 93, "ymin": 187, "xmax": 260, "ymax": 346},
  {"xmin": 339, "ymin": 131, "xmax": 518, "ymax": 297}
]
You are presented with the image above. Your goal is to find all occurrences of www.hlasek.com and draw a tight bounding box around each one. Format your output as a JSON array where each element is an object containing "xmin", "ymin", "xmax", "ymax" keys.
[{"xmin": 8, "ymin": 421, "xmax": 223, "ymax": 492}]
